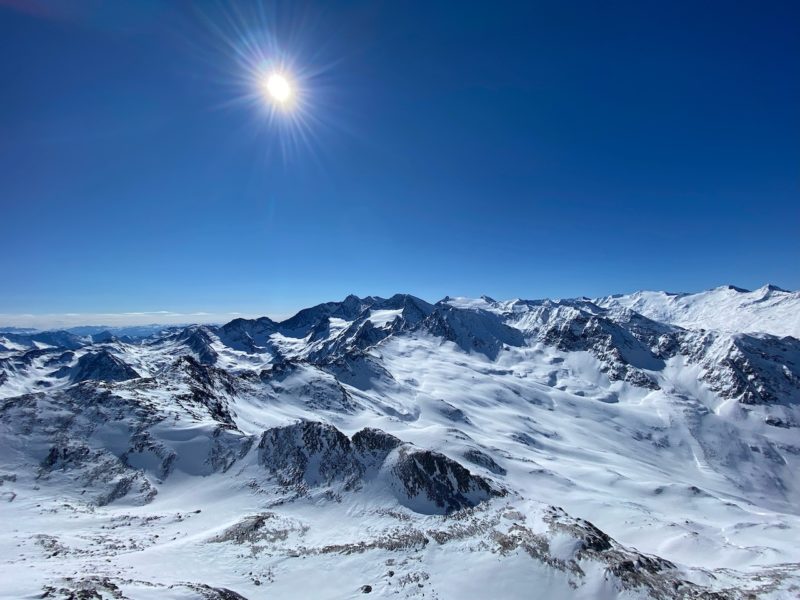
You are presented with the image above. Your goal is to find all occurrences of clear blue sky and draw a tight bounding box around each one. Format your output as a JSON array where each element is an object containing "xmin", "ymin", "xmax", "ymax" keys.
[{"xmin": 1, "ymin": 0, "xmax": 798, "ymax": 324}]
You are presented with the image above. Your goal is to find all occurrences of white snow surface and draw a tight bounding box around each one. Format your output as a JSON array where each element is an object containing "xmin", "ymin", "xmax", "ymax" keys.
[
  {"xmin": 597, "ymin": 285, "xmax": 800, "ymax": 338},
  {"xmin": 1, "ymin": 287, "xmax": 799, "ymax": 599}
]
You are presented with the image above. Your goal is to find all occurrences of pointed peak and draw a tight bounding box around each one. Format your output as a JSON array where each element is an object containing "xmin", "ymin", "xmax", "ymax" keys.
[{"xmin": 758, "ymin": 283, "xmax": 789, "ymax": 293}]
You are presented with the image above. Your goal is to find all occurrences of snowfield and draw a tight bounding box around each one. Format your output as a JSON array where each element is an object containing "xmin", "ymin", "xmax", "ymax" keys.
[
  {"xmin": 1, "ymin": 287, "xmax": 799, "ymax": 599},
  {"xmin": 597, "ymin": 285, "xmax": 800, "ymax": 338}
]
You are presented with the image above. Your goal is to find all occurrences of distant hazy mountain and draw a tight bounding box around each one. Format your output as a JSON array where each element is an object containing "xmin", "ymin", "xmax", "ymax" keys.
[
  {"xmin": 0, "ymin": 326, "xmax": 39, "ymax": 334},
  {"xmin": 64, "ymin": 323, "xmax": 184, "ymax": 339},
  {"xmin": 1, "ymin": 286, "xmax": 798, "ymax": 599}
]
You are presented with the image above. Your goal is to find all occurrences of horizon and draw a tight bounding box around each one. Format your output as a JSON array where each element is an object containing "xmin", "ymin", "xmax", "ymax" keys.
[
  {"xmin": 1, "ymin": 1, "xmax": 798, "ymax": 322},
  {"xmin": 1, "ymin": 281, "xmax": 795, "ymax": 330}
]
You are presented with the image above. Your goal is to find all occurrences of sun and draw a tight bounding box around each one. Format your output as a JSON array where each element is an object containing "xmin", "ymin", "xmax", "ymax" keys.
[{"xmin": 264, "ymin": 73, "xmax": 291, "ymax": 104}]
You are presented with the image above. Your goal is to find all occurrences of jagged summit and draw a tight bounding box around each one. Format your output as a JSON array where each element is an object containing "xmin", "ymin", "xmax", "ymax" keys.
[{"xmin": 757, "ymin": 283, "xmax": 790, "ymax": 294}]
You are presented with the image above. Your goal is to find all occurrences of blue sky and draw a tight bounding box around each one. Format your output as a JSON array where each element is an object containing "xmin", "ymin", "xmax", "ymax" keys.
[{"xmin": 1, "ymin": 0, "xmax": 798, "ymax": 326}]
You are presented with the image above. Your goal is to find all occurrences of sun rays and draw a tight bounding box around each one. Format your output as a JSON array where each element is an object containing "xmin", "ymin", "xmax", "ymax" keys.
[{"xmin": 192, "ymin": 1, "xmax": 342, "ymax": 162}]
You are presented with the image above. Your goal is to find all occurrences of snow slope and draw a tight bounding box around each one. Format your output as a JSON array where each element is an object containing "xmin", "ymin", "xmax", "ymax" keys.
[{"xmin": 597, "ymin": 285, "xmax": 800, "ymax": 338}]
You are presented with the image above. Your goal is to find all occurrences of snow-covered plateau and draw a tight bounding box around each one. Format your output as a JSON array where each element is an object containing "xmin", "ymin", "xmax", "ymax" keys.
[{"xmin": 1, "ymin": 285, "xmax": 799, "ymax": 599}]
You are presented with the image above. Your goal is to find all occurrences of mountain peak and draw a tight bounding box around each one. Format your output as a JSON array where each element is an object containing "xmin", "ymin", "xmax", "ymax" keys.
[
  {"xmin": 757, "ymin": 283, "xmax": 790, "ymax": 293},
  {"xmin": 68, "ymin": 349, "xmax": 140, "ymax": 382}
]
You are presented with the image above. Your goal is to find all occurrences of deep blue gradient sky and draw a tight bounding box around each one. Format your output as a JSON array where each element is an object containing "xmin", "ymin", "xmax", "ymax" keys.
[{"xmin": 1, "ymin": 0, "xmax": 798, "ymax": 324}]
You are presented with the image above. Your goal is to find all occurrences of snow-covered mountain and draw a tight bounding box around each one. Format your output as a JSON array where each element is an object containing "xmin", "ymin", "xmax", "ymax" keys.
[
  {"xmin": 1, "ymin": 287, "xmax": 799, "ymax": 599},
  {"xmin": 597, "ymin": 284, "xmax": 800, "ymax": 338}
]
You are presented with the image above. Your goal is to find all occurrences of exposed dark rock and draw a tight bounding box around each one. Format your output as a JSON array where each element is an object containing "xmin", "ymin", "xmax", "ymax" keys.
[
  {"xmin": 257, "ymin": 421, "xmax": 362, "ymax": 488},
  {"xmin": 527, "ymin": 302, "xmax": 664, "ymax": 389},
  {"xmin": 679, "ymin": 331, "xmax": 800, "ymax": 405},
  {"xmin": 215, "ymin": 317, "xmax": 278, "ymax": 353},
  {"xmin": 163, "ymin": 356, "xmax": 237, "ymax": 425},
  {"xmin": 90, "ymin": 330, "xmax": 117, "ymax": 344},
  {"xmin": 43, "ymin": 351, "xmax": 75, "ymax": 367},
  {"xmin": 352, "ymin": 427, "xmax": 402, "ymax": 469},
  {"xmin": 437, "ymin": 401, "xmax": 472, "ymax": 424},
  {"xmin": 421, "ymin": 305, "xmax": 524, "ymax": 359},
  {"xmin": 14, "ymin": 348, "xmax": 54, "ymax": 368},
  {"xmin": 65, "ymin": 350, "xmax": 140, "ymax": 383},
  {"xmin": 208, "ymin": 512, "xmax": 306, "ymax": 546},
  {"xmin": 262, "ymin": 362, "xmax": 360, "ymax": 413},
  {"xmin": 279, "ymin": 294, "xmax": 368, "ymax": 338},
  {"xmin": 255, "ymin": 421, "xmax": 498, "ymax": 514},
  {"xmin": 208, "ymin": 588, "xmax": 249, "ymax": 600},
  {"xmin": 462, "ymin": 448, "xmax": 507, "ymax": 476},
  {"xmin": 176, "ymin": 327, "xmax": 219, "ymax": 365},
  {"xmin": 391, "ymin": 446, "xmax": 500, "ymax": 514}
]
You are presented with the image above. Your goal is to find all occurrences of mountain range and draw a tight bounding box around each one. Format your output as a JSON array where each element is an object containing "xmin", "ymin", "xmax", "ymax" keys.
[{"xmin": 1, "ymin": 285, "xmax": 799, "ymax": 599}]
